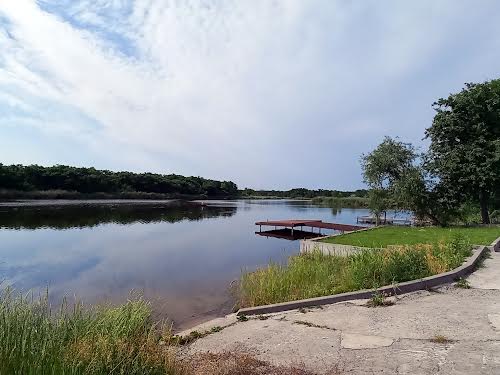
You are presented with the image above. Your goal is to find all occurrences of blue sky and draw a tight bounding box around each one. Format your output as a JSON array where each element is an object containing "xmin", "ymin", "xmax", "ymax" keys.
[{"xmin": 1, "ymin": 1, "xmax": 499, "ymax": 190}]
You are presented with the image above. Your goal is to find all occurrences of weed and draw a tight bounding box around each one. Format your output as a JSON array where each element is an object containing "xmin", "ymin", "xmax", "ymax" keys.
[
  {"xmin": 293, "ymin": 321, "xmax": 332, "ymax": 330},
  {"xmin": 430, "ymin": 335, "xmax": 453, "ymax": 344},
  {"xmin": 366, "ymin": 291, "xmax": 394, "ymax": 307},
  {"xmin": 237, "ymin": 315, "xmax": 249, "ymax": 322},
  {"xmin": 455, "ymin": 278, "xmax": 471, "ymax": 289},
  {"xmin": 474, "ymin": 250, "xmax": 492, "ymax": 270}
]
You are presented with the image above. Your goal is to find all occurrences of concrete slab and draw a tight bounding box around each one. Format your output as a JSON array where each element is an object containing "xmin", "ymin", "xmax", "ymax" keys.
[
  {"xmin": 177, "ymin": 313, "xmax": 238, "ymax": 337},
  {"xmin": 185, "ymin": 247, "xmax": 500, "ymax": 374},
  {"xmin": 468, "ymin": 252, "xmax": 500, "ymax": 290},
  {"xmin": 488, "ymin": 314, "xmax": 500, "ymax": 331},
  {"xmin": 341, "ymin": 332, "xmax": 394, "ymax": 349}
]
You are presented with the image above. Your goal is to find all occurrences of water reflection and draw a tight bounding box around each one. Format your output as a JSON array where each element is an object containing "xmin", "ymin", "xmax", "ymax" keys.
[
  {"xmin": 255, "ymin": 228, "xmax": 322, "ymax": 241},
  {"xmin": 0, "ymin": 202, "xmax": 236, "ymax": 229}
]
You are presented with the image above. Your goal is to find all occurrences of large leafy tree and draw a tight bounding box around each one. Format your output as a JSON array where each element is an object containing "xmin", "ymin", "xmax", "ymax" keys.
[{"xmin": 426, "ymin": 80, "xmax": 500, "ymax": 224}]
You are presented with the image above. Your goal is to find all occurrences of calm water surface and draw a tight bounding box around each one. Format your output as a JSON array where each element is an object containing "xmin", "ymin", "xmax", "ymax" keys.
[{"xmin": 0, "ymin": 200, "xmax": 381, "ymax": 330}]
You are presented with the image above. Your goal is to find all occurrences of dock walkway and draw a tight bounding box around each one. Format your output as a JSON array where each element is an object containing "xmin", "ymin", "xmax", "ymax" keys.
[{"xmin": 255, "ymin": 219, "xmax": 365, "ymax": 234}]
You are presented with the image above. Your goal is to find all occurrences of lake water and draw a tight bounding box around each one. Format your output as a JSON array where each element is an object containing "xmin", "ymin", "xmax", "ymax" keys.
[{"xmin": 0, "ymin": 199, "xmax": 380, "ymax": 330}]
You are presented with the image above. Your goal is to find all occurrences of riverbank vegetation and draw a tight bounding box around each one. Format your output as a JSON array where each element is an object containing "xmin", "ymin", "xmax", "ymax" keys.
[
  {"xmin": 362, "ymin": 79, "xmax": 500, "ymax": 225},
  {"xmin": 321, "ymin": 226, "xmax": 500, "ymax": 248},
  {"xmin": 0, "ymin": 291, "xmax": 186, "ymax": 375},
  {"xmin": 238, "ymin": 233, "xmax": 477, "ymax": 307},
  {"xmin": 0, "ymin": 290, "xmax": 317, "ymax": 375},
  {"xmin": 311, "ymin": 196, "xmax": 370, "ymax": 208},
  {"xmin": 0, "ymin": 164, "xmax": 238, "ymax": 199}
]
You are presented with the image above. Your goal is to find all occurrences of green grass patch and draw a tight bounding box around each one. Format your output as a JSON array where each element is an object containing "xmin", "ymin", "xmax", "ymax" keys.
[
  {"xmin": 238, "ymin": 234, "xmax": 473, "ymax": 307},
  {"xmin": 321, "ymin": 226, "xmax": 499, "ymax": 248}
]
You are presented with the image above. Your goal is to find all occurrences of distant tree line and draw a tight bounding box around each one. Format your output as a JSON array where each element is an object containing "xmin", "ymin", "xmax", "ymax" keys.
[
  {"xmin": 240, "ymin": 188, "xmax": 369, "ymax": 199},
  {"xmin": 0, "ymin": 164, "xmax": 238, "ymax": 198}
]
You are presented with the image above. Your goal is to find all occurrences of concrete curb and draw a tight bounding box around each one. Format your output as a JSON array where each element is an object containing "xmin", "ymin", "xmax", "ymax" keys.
[
  {"xmin": 492, "ymin": 236, "xmax": 500, "ymax": 252},
  {"xmin": 303, "ymin": 225, "xmax": 379, "ymax": 243},
  {"xmin": 237, "ymin": 245, "xmax": 489, "ymax": 316},
  {"xmin": 299, "ymin": 226, "xmax": 380, "ymax": 256}
]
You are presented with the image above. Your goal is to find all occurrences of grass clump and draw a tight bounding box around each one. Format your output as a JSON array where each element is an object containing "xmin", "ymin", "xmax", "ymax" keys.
[
  {"xmin": 366, "ymin": 291, "xmax": 394, "ymax": 307},
  {"xmin": 455, "ymin": 278, "xmax": 471, "ymax": 289},
  {"xmin": 0, "ymin": 289, "xmax": 187, "ymax": 375},
  {"xmin": 238, "ymin": 235, "xmax": 472, "ymax": 307},
  {"xmin": 430, "ymin": 335, "xmax": 453, "ymax": 344},
  {"xmin": 322, "ymin": 226, "xmax": 499, "ymax": 248}
]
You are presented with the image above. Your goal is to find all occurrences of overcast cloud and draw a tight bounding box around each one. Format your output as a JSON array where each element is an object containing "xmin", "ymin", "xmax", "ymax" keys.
[{"xmin": 1, "ymin": 0, "xmax": 499, "ymax": 189}]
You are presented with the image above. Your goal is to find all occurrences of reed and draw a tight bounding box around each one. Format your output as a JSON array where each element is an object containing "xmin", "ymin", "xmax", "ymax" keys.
[
  {"xmin": 238, "ymin": 235, "xmax": 472, "ymax": 307},
  {"xmin": 0, "ymin": 290, "xmax": 187, "ymax": 375}
]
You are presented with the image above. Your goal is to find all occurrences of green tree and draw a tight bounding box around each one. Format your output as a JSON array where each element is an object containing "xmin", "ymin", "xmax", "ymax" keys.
[
  {"xmin": 426, "ymin": 79, "xmax": 500, "ymax": 224},
  {"xmin": 361, "ymin": 137, "xmax": 417, "ymax": 224},
  {"xmin": 361, "ymin": 137, "xmax": 457, "ymax": 226}
]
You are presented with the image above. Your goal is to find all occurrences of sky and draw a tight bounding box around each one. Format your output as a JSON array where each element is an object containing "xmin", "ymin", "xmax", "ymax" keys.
[{"xmin": 0, "ymin": 1, "xmax": 499, "ymax": 190}]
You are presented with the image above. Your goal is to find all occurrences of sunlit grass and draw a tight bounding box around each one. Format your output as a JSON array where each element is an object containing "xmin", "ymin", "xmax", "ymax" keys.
[
  {"xmin": 321, "ymin": 226, "xmax": 500, "ymax": 248},
  {"xmin": 238, "ymin": 235, "xmax": 473, "ymax": 307}
]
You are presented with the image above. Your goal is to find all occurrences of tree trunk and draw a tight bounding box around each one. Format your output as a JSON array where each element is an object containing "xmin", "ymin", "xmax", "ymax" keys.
[{"xmin": 479, "ymin": 190, "xmax": 490, "ymax": 224}]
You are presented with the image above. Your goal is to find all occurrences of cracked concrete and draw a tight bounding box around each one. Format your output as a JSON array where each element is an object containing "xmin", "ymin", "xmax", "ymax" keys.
[{"xmin": 183, "ymin": 250, "xmax": 500, "ymax": 374}]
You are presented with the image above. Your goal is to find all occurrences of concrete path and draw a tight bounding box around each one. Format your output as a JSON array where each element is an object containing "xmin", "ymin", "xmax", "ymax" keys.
[
  {"xmin": 468, "ymin": 251, "xmax": 500, "ymax": 289},
  {"xmin": 183, "ymin": 249, "xmax": 500, "ymax": 374}
]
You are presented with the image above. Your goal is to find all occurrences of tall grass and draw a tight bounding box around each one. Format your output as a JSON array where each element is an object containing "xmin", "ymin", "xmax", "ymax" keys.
[
  {"xmin": 238, "ymin": 235, "xmax": 472, "ymax": 307},
  {"xmin": 0, "ymin": 290, "xmax": 187, "ymax": 375}
]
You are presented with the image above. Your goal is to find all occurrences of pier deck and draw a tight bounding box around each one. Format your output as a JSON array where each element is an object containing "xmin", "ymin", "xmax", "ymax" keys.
[{"xmin": 255, "ymin": 219, "xmax": 365, "ymax": 234}]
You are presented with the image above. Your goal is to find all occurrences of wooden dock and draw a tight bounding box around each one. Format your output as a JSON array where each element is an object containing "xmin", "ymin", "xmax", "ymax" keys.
[{"xmin": 255, "ymin": 219, "xmax": 366, "ymax": 235}]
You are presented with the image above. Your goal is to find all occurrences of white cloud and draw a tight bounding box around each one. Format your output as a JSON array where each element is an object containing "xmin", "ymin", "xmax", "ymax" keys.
[{"xmin": 1, "ymin": 0, "xmax": 500, "ymax": 188}]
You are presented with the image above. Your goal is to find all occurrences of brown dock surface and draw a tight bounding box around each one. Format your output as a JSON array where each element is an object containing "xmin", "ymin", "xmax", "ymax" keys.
[{"xmin": 255, "ymin": 219, "xmax": 365, "ymax": 233}]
